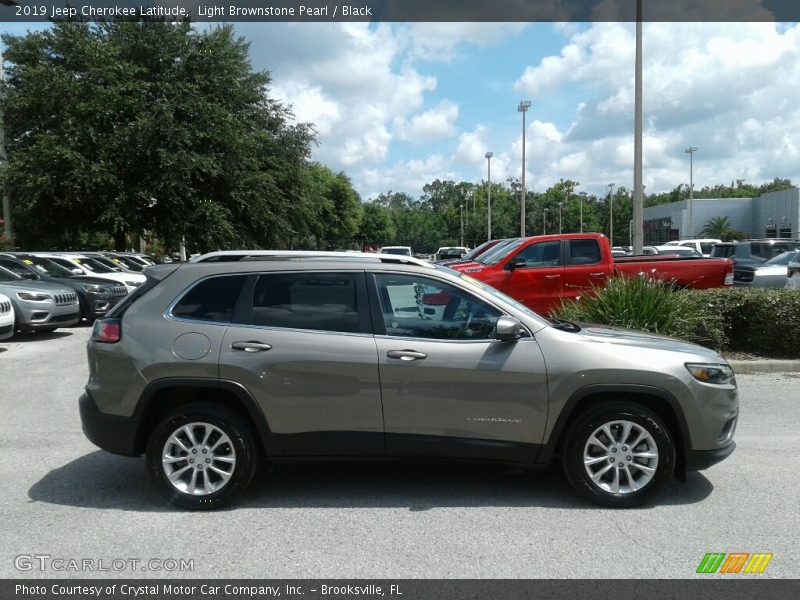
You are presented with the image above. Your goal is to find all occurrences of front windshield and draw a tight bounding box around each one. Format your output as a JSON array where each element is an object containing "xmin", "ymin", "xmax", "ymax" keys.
[
  {"xmin": 74, "ymin": 257, "xmax": 114, "ymax": 273},
  {"xmin": 111, "ymin": 256, "xmax": 144, "ymax": 271},
  {"xmin": 764, "ymin": 250, "xmax": 800, "ymax": 266},
  {"xmin": 381, "ymin": 248, "xmax": 411, "ymax": 256},
  {"xmin": 91, "ymin": 256, "xmax": 125, "ymax": 271},
  {"xmin": 23, "ymin": 257, "xmax": 74, "ymax": 277},
  {"xmin": 462, "ymin": 240, "xmax": 495, "ymax": 260},
  {"xmin": 0, "ymin": 265, "xmax": 23, "ymax": 282},
  {"xmin": 479, "ymin": 238, "xmax": 523, "ymax": 265}
]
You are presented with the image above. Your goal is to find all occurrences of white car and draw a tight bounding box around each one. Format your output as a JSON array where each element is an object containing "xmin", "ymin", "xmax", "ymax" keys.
[
  {"xmin": 31, "ymin": 253, "xmax": 145, "ymax": 293},
  {"xmin": 0, "ymin": 292, "xmax": 15, "ymax": 341},
  {"xmin": 379, "ymin": 245, "xmax": 413, "ymax": 257},
  {"xmin": 663, "ymin": 239, "xmax": 722, "ymax": 257},
  {"xmin": 642, "ymin": 245, "xmax": 703, "ymax": 257}
]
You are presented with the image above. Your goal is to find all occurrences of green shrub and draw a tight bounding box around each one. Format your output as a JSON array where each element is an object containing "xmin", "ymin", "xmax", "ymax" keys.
[
  {"xmin": 555, "ymin": 278, "xmax": 800, "ymax": 358},
  {"xmin": 554, "ymin": 276, "xmax": 698, "ymax": 339}
]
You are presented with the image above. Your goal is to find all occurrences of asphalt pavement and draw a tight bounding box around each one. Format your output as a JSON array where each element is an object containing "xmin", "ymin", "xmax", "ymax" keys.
[{"xmin": 1, "ymin": 326, "xmax": 798, "ymax": 579}]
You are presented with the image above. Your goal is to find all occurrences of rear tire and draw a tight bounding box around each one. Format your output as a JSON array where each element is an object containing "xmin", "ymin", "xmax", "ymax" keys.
[
  {"xmin": 561, "ymin": 402, "xmax": 675, "ymax": 508},
  {"xmin": 146, "ymin": 403, "xmax": 259, "ymax": 510}
]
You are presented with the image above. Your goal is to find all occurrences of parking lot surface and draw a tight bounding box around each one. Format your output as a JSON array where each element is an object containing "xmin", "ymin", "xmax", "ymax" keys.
[{"xmin": 1, "ymin": 327, "xmax": 798, "ymax": 578}]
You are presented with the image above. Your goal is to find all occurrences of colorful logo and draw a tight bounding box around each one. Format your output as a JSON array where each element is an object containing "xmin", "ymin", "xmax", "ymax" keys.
[{"xmin": 697, "ymin": 552, "xmax": 773, "ymax": 574}]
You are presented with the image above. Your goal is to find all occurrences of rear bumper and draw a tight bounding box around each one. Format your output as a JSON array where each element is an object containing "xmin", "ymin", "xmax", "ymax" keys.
[
  {"xmin": 79, "ymin": 392, "xmax": 140, "ymax": 456},
  {"xmin": 685, "ymin": 441, "xmax": 736, "ymax": 471}
]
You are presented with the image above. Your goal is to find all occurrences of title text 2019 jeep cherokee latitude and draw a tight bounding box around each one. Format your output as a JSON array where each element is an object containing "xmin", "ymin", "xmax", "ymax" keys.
[{"xmin": 80, "ymin": 254, "xmax": 737, "ymax": 509}]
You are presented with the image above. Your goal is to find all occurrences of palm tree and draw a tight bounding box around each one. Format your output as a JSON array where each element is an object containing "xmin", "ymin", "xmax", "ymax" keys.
[{"xmin": 701, "ymin": 216, "xmax": 734, "ymax": 240}]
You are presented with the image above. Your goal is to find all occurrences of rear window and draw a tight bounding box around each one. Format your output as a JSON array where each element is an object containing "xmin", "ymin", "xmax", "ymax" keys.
[
  {"xmin": 171, "ymin": 275, "xmax": 247, "ymax": 323},
  {"xmin": 246, "ymin": 272, "xmax": 362, "ymax": 333}
]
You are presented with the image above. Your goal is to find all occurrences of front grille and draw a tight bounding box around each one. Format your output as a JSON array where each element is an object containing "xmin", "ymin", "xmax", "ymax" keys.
[
  {"xmin": 112, "ymin": 286, "xmax": 128, "ymax": 297},
  {"xmin": 54, "ymin": 292, "xmax": 78, "ymax": 306},
  {"xmin": 734, "ymin": 270, "xmax": 754, "ymax": 282},
  {"xmin": 0, "ymin": 300, "xmax": 10, "ymax": 315}
]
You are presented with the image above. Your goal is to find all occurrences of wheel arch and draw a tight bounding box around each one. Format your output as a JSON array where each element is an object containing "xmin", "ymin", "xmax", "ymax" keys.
[
  {"xmin": 132, "ymin": 378, "xmax": 280, "ymax": 458},
  {"xmin": 538, "ymin": 384, "xmax": 691, "ymax": 480}
]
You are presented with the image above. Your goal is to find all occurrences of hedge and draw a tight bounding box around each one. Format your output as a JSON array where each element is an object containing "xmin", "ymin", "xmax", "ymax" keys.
[{"xmin": 554, "ymin": 278, "xmax": 800, "ymax": 359}]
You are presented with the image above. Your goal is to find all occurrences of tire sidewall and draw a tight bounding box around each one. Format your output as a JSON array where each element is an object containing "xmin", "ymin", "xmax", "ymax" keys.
[
  {"xmin": 146, "ymin": 404, "xmax": 258, "ymax": 510},
  {"xmin": 563, "ymin": 403, "xmax": 675, "ymax": 508}
]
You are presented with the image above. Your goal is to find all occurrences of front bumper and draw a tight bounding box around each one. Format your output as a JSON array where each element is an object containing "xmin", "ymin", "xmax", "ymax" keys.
[
  {"xmin": 79, "ymin": 392, "xmax": 140, "ymax": 456},
  {"xmin": 686, "ymin": 441, "xmax": 736, "ymax": 471}
]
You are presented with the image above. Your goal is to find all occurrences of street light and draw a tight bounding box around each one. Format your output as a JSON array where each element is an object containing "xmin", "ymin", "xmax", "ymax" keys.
[
  {"xmin": 558, "ymin": 201, "xmax": 564, "ymax": 234},
  {"xmin": 485, "ymin": 152, "xmax": 493, "ymax": 241},
  {"xmin": 460, "ymin": 203, "xmax": 464, "ymax": 247},
  {"xmin": 607, "ymin": 183, "xmax": 615, "ymax": 246},
  {"xmin": 518, "ymin": 100, "xmax": 531, "ymax": 237},
  {"xmin": 542, "ymin": 207, "xmax": 548, "ymax": 235},
  {"xmin": 685, "ymin": 146, "xmax": 698, "ymax": 238}
]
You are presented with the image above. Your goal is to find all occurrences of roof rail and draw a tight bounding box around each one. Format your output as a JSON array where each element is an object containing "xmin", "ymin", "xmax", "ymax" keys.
[{"xmin": 237, "ymin": 253, "xmax": 434, "ymax": 268}]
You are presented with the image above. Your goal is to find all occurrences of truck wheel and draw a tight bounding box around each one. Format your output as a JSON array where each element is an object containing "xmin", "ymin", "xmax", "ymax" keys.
[
  {"xmin": 146, "ymin": 403, "xmax": 259, "ymax": 510},
  {"xmin": 562, "ymin": 402, "xmax": 675, "ymax": 508}
]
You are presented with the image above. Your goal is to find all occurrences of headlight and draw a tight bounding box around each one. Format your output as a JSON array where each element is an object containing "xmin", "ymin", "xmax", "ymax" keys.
[
  {"xmin": 685, "ymin": 363, "xmax": 735, "ymax": 385},
  {"xmin": 124, "ymin": 281, "xmax": 142, "ymax": 287},
  {"xmin": 83, "ymin": 283, "xmax": 111, "ymax": 294},
  {"xmin": 17, "ymin": 292, "xmax": 52, "ymax": 301}
]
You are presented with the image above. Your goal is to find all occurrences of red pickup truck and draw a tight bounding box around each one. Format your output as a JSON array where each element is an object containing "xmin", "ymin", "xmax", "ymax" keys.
[{"xmin": 449, "ymin": 233, "xmax": 734, "ymax": 315}]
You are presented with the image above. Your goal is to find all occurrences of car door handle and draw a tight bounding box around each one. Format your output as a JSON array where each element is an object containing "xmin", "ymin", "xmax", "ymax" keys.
[
  {"xmin": 545, "ymin": 274, "xmax": 561, "ymax": 280},
  {"xmin": 387, "ymin": 350, "xmax": 428, "ymax": 361},
  {"xmin": 589, "ymin": 272, "xmax": 606, "ymax": 278},
  {"xmin": 231, "ymin": 341, "xmax": 272, "ymax": 353}
]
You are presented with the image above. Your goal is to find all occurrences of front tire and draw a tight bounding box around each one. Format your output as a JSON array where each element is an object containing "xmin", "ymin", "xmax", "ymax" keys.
[
  {"xmin": 146, "ymin": 403, "xmax": 259, "ymax": 510},
  {"xmin": 562, "ymin": 402, "xmax": 675, "ymax": 508}
]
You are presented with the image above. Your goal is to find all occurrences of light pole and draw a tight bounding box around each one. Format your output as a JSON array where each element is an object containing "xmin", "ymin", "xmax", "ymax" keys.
[
  {"xmin": 518, "ymin": 100, "xmax": 531, "ymax": 237},
  {"xmin": 0, "ymin": 43, "xmax": 13, "ymax": 247},
  {"xmin": 607, "ymin": 183, "xmax": 615, "ymax": 246},
  {"xmin": 685, "ymin": 146, "xmax": 698, "ymax": 238},
  {"xmin": 460, "ymin": 203, "xmax": 464, "ymax": 247},
  {"xmin": 558, "ymin": 202, "xmax": 564, "ymax": 234},
  {"xmin": 485, "ymin": 152, "xmax": 493, "ymax": 241},
  {"xmin": 633, "ymin": 0, "xmax": 644, "ymax": 254},
  {"xmin": 542, "ymin": 207, "xmax": 548, "ymax": 235}
]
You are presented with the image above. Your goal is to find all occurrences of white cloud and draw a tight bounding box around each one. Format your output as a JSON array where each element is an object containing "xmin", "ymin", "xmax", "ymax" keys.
[{"xmin": 395, "ymin": 100, "xmax": 459, "ymax": 143}]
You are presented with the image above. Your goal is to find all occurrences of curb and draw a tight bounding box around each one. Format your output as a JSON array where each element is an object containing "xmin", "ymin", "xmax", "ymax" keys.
[{"xmin": 727, "ymin": 360, "xmax": 800, "ymax": 374}]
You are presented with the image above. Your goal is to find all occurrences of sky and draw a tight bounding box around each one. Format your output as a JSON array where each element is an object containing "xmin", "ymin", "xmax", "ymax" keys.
[{"xmin": 4, "ymin": 19, "xmax": 800, "ymax": 202}]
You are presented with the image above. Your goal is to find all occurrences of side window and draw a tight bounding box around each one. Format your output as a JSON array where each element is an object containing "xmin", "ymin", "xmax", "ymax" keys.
[
  {"xmin": 515, "ymin": 241, "xmax": 561, "ymax": 268},
  {"xmin": 375, "ymin": 274, "xmax": 501, "ymax": 340},
  {"xmin": 249, "ymin": 272, "xmax": 361, "ymax": 334},
  {"xmin": 172, "ymin": 275, "xmax": 247, "ymax": 323},
  {"xmin": 567, "ymin": 239, "xmax": 602, "ymax": 265}
]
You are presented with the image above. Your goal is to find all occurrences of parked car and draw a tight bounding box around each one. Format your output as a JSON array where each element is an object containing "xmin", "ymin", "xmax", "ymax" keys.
[
  {"xmin": 72, "ymin": 252, "xmax": 144, "ymax": 274},
  {"xmin": 641, "ymin": 245, "xmax": 703, "ymax": 257},
  {"xmin": 0, "ymin": 292, "xmax": 15, "ymax": 341},
  {"xmin": 30, "ymin": 253, "xmax": 146, "ymax": 292},
  {"xmin": 0, "ymin": 265, "xmax": 80, "ymax": 333},
  {"xmin": 436, "ymin": 239, "xmax": 506, "ymax": 266},
  {"xmin": 80, "ymin": 253, "xmax": 737, "ymax": 510},
  {"xmin": 788, "ymin": 254, "xmax": 800, "ymax": 289},
  {"xmin": 379, "ymin": 246, "xmax": 413, "ymax": 257},
  {"xmin": 733, "ymin": 250, "xmax": 800, "ymax": 288},
  {"xmin": 0, "ymin": 255, "xmax": 127, "ymax": 321},
  {"xmin": 711, "ymin": 239, "xmax": 800, "ymax": 267},
  {"xmin": 435, "ymin": 246, "xmax": 469, "ymax": 261},
  {"xmin": 450, "ymin": 233, "xmax": 733, "ymax": 315},
  {"xmin": 663, "ymin": 239, "xmax": 722, "ymax": 257}
]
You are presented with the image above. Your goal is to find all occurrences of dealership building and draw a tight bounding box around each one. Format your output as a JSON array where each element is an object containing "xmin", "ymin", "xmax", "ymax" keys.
[{"xmin": 642, "ymin": 188, "xmax": 800, "ymax": 244}]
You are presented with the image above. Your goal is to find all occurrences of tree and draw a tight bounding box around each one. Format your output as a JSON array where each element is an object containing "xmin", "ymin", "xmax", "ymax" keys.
[
  {"xmin": 701, "ymin": 216, "xmax": 736, "ymax": 240},
  {"xmin": 1, "ymin": 21, "xmax": 314, "ymax": 251},
  {"xmin": 357, "ymin": 202, "xmax": 394, "ymax": 246}
]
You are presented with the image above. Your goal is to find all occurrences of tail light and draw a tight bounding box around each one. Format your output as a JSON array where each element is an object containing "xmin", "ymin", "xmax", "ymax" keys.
[
  {"xmin": 724, "ymin": 270, "xmax": 734, "ymax": 286},
  {"xmin": 91, "ymin": 318, "xmax": 121, "ymax": 343}
]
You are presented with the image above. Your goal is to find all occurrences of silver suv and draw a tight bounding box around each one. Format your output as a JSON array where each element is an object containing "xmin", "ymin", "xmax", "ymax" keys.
[{"xmin": 80, "ymin": 254, "xmax": 738, "ymax": 509}]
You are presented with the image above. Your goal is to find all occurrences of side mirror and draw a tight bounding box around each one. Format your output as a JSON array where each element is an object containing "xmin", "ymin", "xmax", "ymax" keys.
[
  {"xmin": 505, "ymin": 256, "xmax": 527, "ymax": 271},
  {"xmin": 71, "ymin": 268, "xmax": 84, "ymax": 275},
  {"xmin": 495, "ymin": 316, "xmax": 524, "ymax": 342}
]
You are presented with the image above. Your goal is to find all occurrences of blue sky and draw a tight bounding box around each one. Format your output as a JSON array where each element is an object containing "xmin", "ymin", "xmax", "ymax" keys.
[{"xmin": 4, "ymin": 20, "xmax": 800, "ymax": 201}]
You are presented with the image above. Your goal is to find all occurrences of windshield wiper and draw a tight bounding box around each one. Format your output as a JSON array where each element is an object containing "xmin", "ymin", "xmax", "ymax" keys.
[{"xmin": 551, "ymin": 318, "xmax": 581, "ymax": 332}]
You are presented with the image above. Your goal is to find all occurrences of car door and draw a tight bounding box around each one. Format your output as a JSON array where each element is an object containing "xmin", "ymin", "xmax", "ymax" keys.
[
  {"xmin": 561, "ymin": 238, "xmax": 607, "ymax": 303},
  {"xmin": 496, "ymin": 239, "xmax": 564, "ymax": 315},
  {"xmin": 370, "ymin": 272, "xmax": 549, "ymax": 463},
  {"xmin": 219, "ymin": 270, "xmax": 384, "ymax": 457}
]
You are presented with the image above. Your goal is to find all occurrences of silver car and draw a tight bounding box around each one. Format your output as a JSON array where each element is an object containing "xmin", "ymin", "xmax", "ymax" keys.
[
  {"xmin": 733, "ymin": 250, "xmax": 800, "ymax": 288},
  {"xmin": 0, "ymin": 265, "xmax": 80, "ymax": 332},
  {"xmin": 79, "ymin": 253, "xmax": 737, "ymax": 510},
  {"xmin": 0, "ymin": 292, "xmax": 15, "ymax": 341}
]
